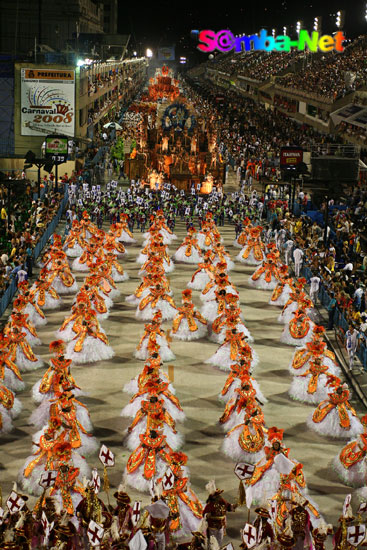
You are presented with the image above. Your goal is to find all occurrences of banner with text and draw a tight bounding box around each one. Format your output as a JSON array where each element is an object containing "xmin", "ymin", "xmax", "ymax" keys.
[{"xmin": 20, "ymin": 68, "xmax": 75, "ymax": 137}]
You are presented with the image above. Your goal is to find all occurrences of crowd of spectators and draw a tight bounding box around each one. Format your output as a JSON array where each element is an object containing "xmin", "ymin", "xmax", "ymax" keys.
[
  {"xmin": 336, "ymin": 121, "xmax": 367, "ymax": 143},
  {"xmin": 280, "ymin": 186, "xmax": 367, "ymax": 347},
  {"xmin": 277, "ymin": 35, "xmax": 367, "ymax": 101},
  {"xmin": 0, "ymin": 185, "xmax": 65, "ymax": 297},
  {"xmin": 208, "ymin": 50, "xmax": 303, "ymax": 81}
]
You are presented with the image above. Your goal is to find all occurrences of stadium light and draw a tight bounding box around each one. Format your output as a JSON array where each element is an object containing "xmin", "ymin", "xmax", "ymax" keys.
[
  {"xmin": 272, "ymin": 28, "xmax": 276, "ymax": 37},
  {"xmin": 365, "ymin": 3, "xmax": 367, "ymax": 21},
  {"xmin": 146, "ymin": 48, "xmax": 153, "ymax": 58},
  {"xmin": 336, "ymin": 10, "xmax": 344, "ymax": 28},
  {"xmin": 296, "ymin": 21, "xmax": 302, "ymax": 35},
  {"xmin": 313, "ymin": 16, "xmax": 322, "ymax": 33},
  {"xmin": 283, "ymin": 26, "xmax": 287, "ymax": 35}
]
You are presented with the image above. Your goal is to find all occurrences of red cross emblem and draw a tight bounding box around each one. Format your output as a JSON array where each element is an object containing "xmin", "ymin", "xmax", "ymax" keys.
[
  {"xmin": 41, "ymin": 511, "xmax": 49, "ymax": 532},
  {"xmin": 163, "ymin": 468, "xmax": 175, "ymax": 490},
  {"xmin": 87, "ymin": 520, "xmax": 104, "ymax": 546},
  {"xmin": 99, "ymin": 444, "xmax": 115, "ymax": 467},
  {"xmin": 235, "ymin": 462, "xmax": 255, "ymax": 480},
  {"xmin": 132, "ymin": 501, "xmax": 141, "ymax": 526},
  {"xmin": 6, "ymin": 491, "xmax": 25, "ymax": 514},
  {"xmin": 343, "ymin": 494, "xmax": 352, "ymax": 517},
  {"xmin": 269, "ymin": 500, "xmax": 277, "ymax": 522},
  {"xmin": 39, "ymin": 470, "xmax": 57, "ymax": 489},
  {"xmin": 347, "ymin": 525, "xmax": 366, "ymax": 547},
  {"xmin": 242, "ymin": 523, "xmax": 257, "ymax": 549},
  {"xmin": 359, "ymin": 502, "xmax": 367, "ymax": 514},
  {"xmin": 91, "ymin": 468, "xmax": 100, "ymax": 494}
]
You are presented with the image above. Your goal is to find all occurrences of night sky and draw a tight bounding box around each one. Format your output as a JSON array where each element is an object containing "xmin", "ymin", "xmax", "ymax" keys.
[{"xmin": 118, "ymin": 0, "xmax": 367, "ymax": 63}]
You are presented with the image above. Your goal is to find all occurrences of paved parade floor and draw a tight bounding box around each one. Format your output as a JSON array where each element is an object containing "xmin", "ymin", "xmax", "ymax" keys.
[{"xmin": 0, "ymin": 219, "xmax": 363, "ymax": 542}]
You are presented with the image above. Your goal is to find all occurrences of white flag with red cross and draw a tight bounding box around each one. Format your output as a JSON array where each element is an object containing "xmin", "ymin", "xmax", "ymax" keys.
[
  {"xmin": 234, "ymin": 462, "xmax": 255, "ymax": 480},
  {"xmin": 91, "ymin": 468, "xmax": 101, "ymax": 494},
  {"xmin": 87, "ymin": 520, "xmax": 104, "ymax": 547},
  {"xmin": 269, "ymin": 500, "xmax": 277, "ymax": 523},
  {"xmin": 39, "ymin": 470, "xmax": 57, "ymax": 489},
  {"xmin": 41, "ymin": 511, "xmax": 54, "ymax": 539},
  {"xmin": 131, "ymin": 501, "xmax": 141, "ymax": 527},
  {"xmin": 359, "ymin": 502, "xmax": 367, "ymax": 514},
  {"xmin": 162, "ymin": 468, "xmax": 175, "ymax": 491},
  {"xmin": 99, "ymin": 445, "xmax": 115, "ymax": 467},
  {"xmin": 242, "ymin": 523, "xmax": 257, "ymax": 549},
  {"xmin": 343, "ymin": 494, "xmax": 352, "ymax": 517},
  {"xmin": 6, "ymin": 491, "xmax": 25, "ymax": 514},
  {"xmin": 347, "ymin": 524, "xmax": 366, "ymax": 547}
]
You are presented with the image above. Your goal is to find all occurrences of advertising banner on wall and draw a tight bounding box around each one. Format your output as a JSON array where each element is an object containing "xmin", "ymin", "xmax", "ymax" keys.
[
  {"xmin": 157, "ymin": 46, "xmax": 175, "ymax": 61},
  {"xmin": 20, "ymin": 68, "xmax": 75, "ymax": 137}
]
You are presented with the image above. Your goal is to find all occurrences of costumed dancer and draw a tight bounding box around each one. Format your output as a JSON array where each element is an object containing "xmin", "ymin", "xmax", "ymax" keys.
[
  {"xmin": 269, "ymin": 265, "xmax": 294, "ymax": 306},
  {"xmin": 211, "ymin": 241, "xmax": 235, "ymax": 272},
  {"xmin": 278, "ymin": 279, "xmax": 311, "ymax": 324},
  {"xmin": 171, "ymin": 289, "xmax": 208, "ymax": 341},
  {"xmin": 48, "ymin": 257, "xmax": 79, "ymax": 295},
  {"xmin": 5, "ymin": 309, "xmax": 41, "ymax": 347},
  {"xmin": 0, "ymin": 334, "xmax": 25, "ymax": 392},
  {"xmin": 187, "ymin": 249, "xmax": 215, "ymax": 291},
  {"xmin": 104, "ymin": 230, "xmax": 127, "ymax": 258},
  {"xmin": 174, "ymin": 227, "xmax": 202, "ymax": 264},
  {"xmin": 307, "ymin": 377, "xmax": 363, "ymax": 439},
  {"xmin": 106, "ymin": 251, "xmax": 129, "ymax": 282},
  {"xmin": 7, "ymin": 325, "xmax": 43, "ymax": 372},
  {"xmin": 205, "ymin": 328, "xmax": 258, "ymax": 371},
  {"xmin": 124, "ymin": 394, "xmax": 183, "ymax": 451},
  {"xmin": 135, "ymin": 311, "xmax": 175, "ymax": 361},
  {"xmin": 136, "ymin": 282, "xmax": 177, "ymax": 322},
  {"xmin": 125, "ymin": 428, "xmax": 174, "ymax": 492},
  {"xmin": 157, "ymin": 451, "xmax": 204, "ymax": 538},
  {"xmin": 210, "ymin": 293, "xmax": 253, "ymax": 344},
  {"xmin": 71, "ymin": 239, "xmax": 104, "ymax": 273},
  {"xmin": 19, "ymin": 417, "xmax": 90, "ymax": 498},
  {"xmin": 233, "ymin": 217, "xmax": 252, "ymax": 248},
  {"xmin": 200, "ymin": 262, "xmax": 238, "ymax": 303},
  {"xmin": 236, "ymin": 226, "xmax": 265, "ymax": 265},
  {"xmin": 280, "ymin": 307, "xmax": 315, "ymax": 347},
  {"xmin": 32, "ymin": 271, "xmax": 63, "ymax": 310},
  {"xmin": 203, "ymin": 480, "xmax": 237, "ymax": 547},
  {"xmin": 0, "ymin": 382, "xmax": 22, "ymax": 434},
  {"xmin": 121, "ymin": 374, "xmax": 185, "ymax": 423},
  {"xmin": 221, "ymin": 402, "xmax": 266, "ymax": 464},
  {"xmin": 248, "ymin": 252, "xmax": 280, "ymax": 291},
  {"xmin": 16, "ymin": 287, "xmax": 47, "ymax": 328},
  {"xmin": 65, "ymin": 317, "xmax": 114, "ymax": 364},
  {"xmin": 288, "ymin": 356, "xmax": 331, "ymax": 405},
  {"xmin": 123, "ymin": 353, "xmax": 174, "ymax": 396},
  {"xmin": 243, "ymin": 428, "xmax": 306, "ymax": 507},
  {"xmin": 218, "ymin": 357, "xmax": 267, "ymax": 405},
  {"xmin": 63, "ymin": 220, "xmax": 86, "ymax": 257},
  {"xmin": 219, "ymin": 379, "xmax": 260, "ymax": 431},
  {"xmin": 289, "ymin": 325, "xmax": 340, "ymax": 376},
  {"xmin": 333, "ymin": 415, "xmax": 367, "ymax": 487},
  {"xmin": 114, "ymin": 214, "xmax": 136, "ymax": 243},
  {"xmin": 32, "ymin": 339, "xmax": 82, "ymax": 404}
]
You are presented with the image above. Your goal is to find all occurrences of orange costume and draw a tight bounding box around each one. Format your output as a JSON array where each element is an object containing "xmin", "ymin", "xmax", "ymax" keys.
[
  {"xmin": 172, "ymin": 289, "xmax": 207, "ymax": 340},
  {"xmin": 237, "ymin": 226, "xmax": 265, "ymax": 265},
  {"xmin": 309, "ymin": 378, "xmax": 363, "ymax": 438}
]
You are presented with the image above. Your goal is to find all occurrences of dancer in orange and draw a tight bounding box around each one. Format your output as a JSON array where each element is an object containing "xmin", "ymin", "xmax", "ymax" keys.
[
  {"xmin": 172, "ymin": 289, "xmax": 207, "ymax": 340},
  {"xmin": 135, "ymin": 311, "xmax": 175, "ymax": 361},
  {"xmin": 308, "ymin": 377, "xmax": 363, "ymax": 439},
  {"xmin": 280, "ymin": 307, "xmax": 315, "ymax": 346},
  {"xmin": 249, "ymin": 252, "xmax": 280, "ymax": 290},
  {"xmin": 174, "ymin": 227, "xmax": 202, "ymax": 264},
  {"xmin": 236, "ymin": 226, "xmax": 265, "ymax": 265},
  {"xmin": 65, "ymin": 316, "xmax": 114, "ymax": 364}
]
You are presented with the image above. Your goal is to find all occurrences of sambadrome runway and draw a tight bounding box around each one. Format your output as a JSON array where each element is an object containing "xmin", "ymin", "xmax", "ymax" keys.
[{"xmin": 0, "ymin": 219, "xmax": 357, "ymax": 541}]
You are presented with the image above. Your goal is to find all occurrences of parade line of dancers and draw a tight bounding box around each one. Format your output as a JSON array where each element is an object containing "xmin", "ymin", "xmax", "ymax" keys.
[{"xmin": 0, "ymin": 209, "xmax": 366, "ymax": 549}]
